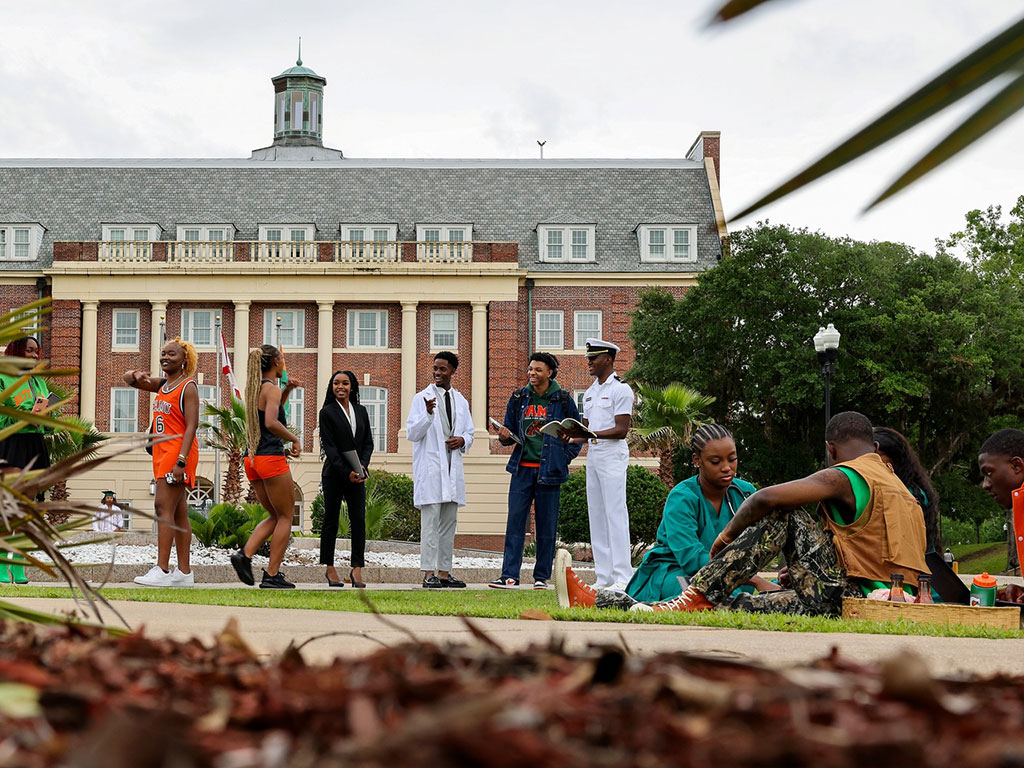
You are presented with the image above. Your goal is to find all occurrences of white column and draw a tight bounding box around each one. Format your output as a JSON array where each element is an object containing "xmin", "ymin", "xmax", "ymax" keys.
[
  {"xmin": 233, "ymin": 300, "xmax": 250, "ymax": 395},
  {"xmin": 316, "ymin": 301, "xmax": 334, "ymax": 455},
  {"xmin": 79, "ymin": 300, "xmax": 98, "ymax": 421},
  {"xmin": 396, "ymin": 301, "xmax": 418, "ymax": 448},
  {"xmin": 469, "ymin": 301, "xmax": 489, "ymax": 454}
]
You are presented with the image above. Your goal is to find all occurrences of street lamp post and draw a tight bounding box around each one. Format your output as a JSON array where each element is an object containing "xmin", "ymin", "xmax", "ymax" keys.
[{"xmin": 813, "ymin": 323, "xmax": 841, "ymax": 431}]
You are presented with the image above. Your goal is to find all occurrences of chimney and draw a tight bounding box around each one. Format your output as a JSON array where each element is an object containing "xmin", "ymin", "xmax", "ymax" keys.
[{"xmin": 686, "ymin": 130, "xmax": 721, "ymax": 187}]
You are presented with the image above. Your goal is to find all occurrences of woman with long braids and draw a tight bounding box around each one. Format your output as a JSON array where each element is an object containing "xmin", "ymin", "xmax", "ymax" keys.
[
  {"xmin": 318, "ymin": 370, "xmax": 374, "ymax": 588},
  {"xmin": 229, "ymin": 344, "xmax": 301, "ymax": 589},
  {"xmin": 873, "ymin": 426, "xmax": 941, "ymax": 552},
  {"xmin": 557, "ymin": 423, "xmax": 775, "ymax": 608},
  {"xmin": 124, "ymin": 338, "xmax": 200, "ymax": 587}
]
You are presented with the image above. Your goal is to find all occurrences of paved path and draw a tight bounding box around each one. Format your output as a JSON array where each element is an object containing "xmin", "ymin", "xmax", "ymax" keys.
[{"xmin": 7, "ymin": 596, "xmax": 1024, "ymax": 678}]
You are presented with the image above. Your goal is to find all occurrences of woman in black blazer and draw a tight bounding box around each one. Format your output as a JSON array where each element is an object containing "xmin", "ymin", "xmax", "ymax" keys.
[{"xmin": 319, "ymin": 370, "xmax": 374, "ymax": 588}]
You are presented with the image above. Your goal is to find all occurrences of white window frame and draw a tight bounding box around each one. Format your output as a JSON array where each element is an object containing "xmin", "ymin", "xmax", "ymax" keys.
[
  {"xmin": 287, "ymin": 386, "xmax": 304, "ymax": 445},
  {"xmin": 175, "ymin": 224, "xmax": 236, "ymax": 242},
  {"xmin": 637, "ymin": 224, "xmax": 699, "ymax": 263},
  {"xmin": 112, "ymin": 309, "xmax": 141, "ymax": 350},
  {"xmin": 264, "ymin": 309, "xmax": 306, "ymax": 349},
  {"xmin": 197, "ymin": 384, "xmax": 217, "ymax": 451},
  {"xmin": 415, "ymin": 224, "xmax": 472, "ymax": 242},
  {"xmin": 0, "ymin": 224, "xmax": 44, "ymax": 262},
  {"xmin": 347, "ymin": 309, "xmax": 389, "ymax": 349},
  {"xmin": 535, "ymin": 310, "xmax": 564, "ymax": 350},
  {"xmin": 258, "ymin": 223, "xmax": 315, "ymax": 242},
  {"xmin": 538, "ymin": 224, "xmax": 596, "ymax": 263},
  {"xmin": 181, "ymin": 308, "xmax": 222, "ymax": 349},
  {"xmin": 573, "ymin": 390, "xmax": 587, "ymax": 414},
  {"xmin": 110, "ymin": 388, "xmax": 139, "ymax": 433},
  {"xmin": 430, "ymin": 310, "xmax": 458, "ymax": 350},
  {"xmin": 101, "ymin": 224, "xmax": 158, "ymax": 241},
  {"xmin": 339, "ymin": 223, "xmax": 398, "ymax": 242},
  {"xmin": 573, "ymin": 311, "xmax": 603, "ymax": 350},
  {"xmin": 361, "ymin": 386, "xmax": 388, "ymax": 453}
]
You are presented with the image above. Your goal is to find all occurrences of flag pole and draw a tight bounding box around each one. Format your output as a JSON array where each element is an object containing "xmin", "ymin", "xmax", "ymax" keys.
[{"xmin": 213, "ymin": 315, "xmax": 222, "ymax": 505}]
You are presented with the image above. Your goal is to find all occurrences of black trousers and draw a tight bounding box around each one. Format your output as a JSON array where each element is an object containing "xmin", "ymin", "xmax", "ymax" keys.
[{"xmin": 320, "ymin": 471, "xmax": 367, "ymax": 568}]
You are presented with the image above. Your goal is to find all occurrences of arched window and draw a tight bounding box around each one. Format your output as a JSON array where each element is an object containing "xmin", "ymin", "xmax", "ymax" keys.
[{"xmin": 292, "ymin": 483, "xmax": 304, "ymax": 532}]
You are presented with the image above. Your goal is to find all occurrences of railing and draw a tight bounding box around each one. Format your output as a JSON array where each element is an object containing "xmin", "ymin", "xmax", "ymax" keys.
[
  {"xmin": 253, "ymin": 241, "xmax": 318, "ymax": 263},
  {"xmin": 90, "ymin": 240, "xmax": 485, "ymax": 264},
  {"xmin": 417, "ymin": 241, "xmax": 473, "ymax": 263},
  {"xmin": 170, "ymin": 241, "xmax": 235, "ymax": 263},
  {"xmin": 98, "ymin": 241, "xmax": 153, "ymax": 262},
  {"xmin": 334, "ymin": 241, "xmax": 401, "ymax": 263}
]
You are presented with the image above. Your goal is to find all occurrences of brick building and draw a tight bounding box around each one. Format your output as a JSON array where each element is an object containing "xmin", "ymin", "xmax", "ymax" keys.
[{"xmin": 0, "ymin": 57, "xmax": 726, "ymax": 548}]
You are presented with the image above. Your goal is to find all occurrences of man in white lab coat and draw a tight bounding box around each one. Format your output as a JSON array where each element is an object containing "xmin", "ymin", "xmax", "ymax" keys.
[{"xmin": 406, "ymin": 351, "xmax": 475, "ymax": 588}]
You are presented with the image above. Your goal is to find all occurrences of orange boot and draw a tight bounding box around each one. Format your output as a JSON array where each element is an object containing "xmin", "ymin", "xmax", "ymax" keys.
[
  {"xmin": 629, "ymin": 585, "xmax": 713, "ymax": 613},
  {"xmin": 554, "ymin": 549, "xmax": 597, "ymax": 608}
]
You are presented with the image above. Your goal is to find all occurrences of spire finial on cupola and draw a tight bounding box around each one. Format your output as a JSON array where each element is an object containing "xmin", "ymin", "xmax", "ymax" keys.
[{"xmin": 297, "ymin": 36, "xmax": 302, "ymax": 66}]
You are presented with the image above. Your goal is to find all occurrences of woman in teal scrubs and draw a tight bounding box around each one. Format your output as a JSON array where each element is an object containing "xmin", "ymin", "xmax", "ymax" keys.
[{"xmin": 626, "ymin": 424, "xmax": 763, "ymax": 602}]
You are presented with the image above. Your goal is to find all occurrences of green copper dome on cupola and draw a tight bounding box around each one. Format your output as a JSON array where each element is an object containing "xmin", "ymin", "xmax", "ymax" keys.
[{"xmin": 270, "ymin": 39, "xmax": 327, "ymax": 147}]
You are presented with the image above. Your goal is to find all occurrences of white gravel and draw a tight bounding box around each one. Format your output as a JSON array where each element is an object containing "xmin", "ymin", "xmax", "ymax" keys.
[{"xmin": 40, "ymin": 542, "xmax": 508, "ymax": 570}]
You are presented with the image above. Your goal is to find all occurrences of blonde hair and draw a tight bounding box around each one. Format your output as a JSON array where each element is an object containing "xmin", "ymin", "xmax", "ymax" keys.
[
  {"xmin": 170, "ymin": 337, "xmax": 198, "ymax": 377},
  {"xmin": 245, "ymin": 344, "xmax": 279, "ymax": 453}
]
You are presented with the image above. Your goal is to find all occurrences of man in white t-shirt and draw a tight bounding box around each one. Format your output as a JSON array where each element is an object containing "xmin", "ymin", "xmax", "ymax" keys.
[
  {"xmin": 577, "ymin": 339, "xmax": 634, "ymax": 590},
  {"xmin": 93, "ymin": 491, "xmax": 125, "ymax": 532}
]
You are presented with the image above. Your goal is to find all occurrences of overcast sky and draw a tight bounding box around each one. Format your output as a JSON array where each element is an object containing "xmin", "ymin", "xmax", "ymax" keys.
[{"xmin": 2, "ymin": 0, "xmax": 1021, "ymax": 252}]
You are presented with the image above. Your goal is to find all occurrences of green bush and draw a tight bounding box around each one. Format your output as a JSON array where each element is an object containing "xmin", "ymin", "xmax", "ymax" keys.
[
  {"xmin": 189, "ymin": 502, "xmax": 270, "ymax": 552},
  {"xmin": 369, "ymin": 469, "xmax": 418, "ymax": 542},
  {"xmin": 310, "ymin": 493, "xmax": 325, "ymax": 535},
  {"xmin": 556, "ymin": 465, "xmax": 670, "ymax": 550}
]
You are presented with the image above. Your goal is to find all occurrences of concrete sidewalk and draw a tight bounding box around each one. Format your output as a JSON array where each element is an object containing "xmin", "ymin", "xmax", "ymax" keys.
[{"xmin": 7, "ymin": 596, "xmax": 1024, "ymax": 678}]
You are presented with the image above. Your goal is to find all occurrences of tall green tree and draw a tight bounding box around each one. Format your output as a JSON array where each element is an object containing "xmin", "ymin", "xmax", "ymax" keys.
[
  {"xmin": 629, "ymin": 223, "xmax": 1024, "ymax": 494},
  {"xmin": 629, "ymin": 383, "xmax": 715, "ymax": 486}
]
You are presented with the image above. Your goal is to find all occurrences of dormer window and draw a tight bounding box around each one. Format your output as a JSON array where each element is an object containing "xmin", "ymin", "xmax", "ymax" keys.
[
  {"xmin": 637, "ymin": 224, "xmax": 698, "ymax": 263},
  {"xmin": 0, "ymin": 224, "xmax": 44, "ymax": 262},
  {"xmin": 176, "ymin": 224, "xmax": 236, "ymax": 242},
  {"xmin": 538, "ymin": 224, "xmax": 596, "ymax": 263}
]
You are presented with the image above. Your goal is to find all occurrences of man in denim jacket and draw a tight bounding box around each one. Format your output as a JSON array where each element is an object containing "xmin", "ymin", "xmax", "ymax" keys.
[{"xmin": 490, "ymin": 352, "xmax": 582, "ymax": 589}]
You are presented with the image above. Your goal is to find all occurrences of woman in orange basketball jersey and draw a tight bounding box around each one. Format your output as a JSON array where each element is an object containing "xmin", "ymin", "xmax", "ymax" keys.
[
  {"xmin": 229, "ymin": 344, "xmax": 301, "ymax": 589},
  {"xmin": 123, "ymin": 338, "xmax": 200, "ymax": 587}
]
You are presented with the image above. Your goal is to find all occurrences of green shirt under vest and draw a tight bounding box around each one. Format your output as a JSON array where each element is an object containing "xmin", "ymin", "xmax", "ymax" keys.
[{"xmin": 0, "ymin": 374, "xmax": 50, "ymax": 434}]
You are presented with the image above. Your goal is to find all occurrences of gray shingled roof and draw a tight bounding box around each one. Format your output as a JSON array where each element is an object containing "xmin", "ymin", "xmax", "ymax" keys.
[{"xmin": 0, "ymin": 158, "xmax": 721, "ymax": 271}]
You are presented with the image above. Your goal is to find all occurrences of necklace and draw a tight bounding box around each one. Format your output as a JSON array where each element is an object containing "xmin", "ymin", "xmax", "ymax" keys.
[{"xmin": 161, "ymin": 372, "xmax": 187, "ymax": 393}]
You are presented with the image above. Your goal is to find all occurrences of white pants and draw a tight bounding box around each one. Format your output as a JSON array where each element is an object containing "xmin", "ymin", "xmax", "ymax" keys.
[
  {"xmin": 585, "ymin": 441, "xmax": 633, "ymax": 588},
  {"xmin": 419, "ymin": 501, "xmax": 459, "ymax": 572}
]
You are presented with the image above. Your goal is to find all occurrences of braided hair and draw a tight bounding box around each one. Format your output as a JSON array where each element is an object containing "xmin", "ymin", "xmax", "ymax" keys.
[
  {"xmin": 245, "ymin": 344, "xmax": 279, "ymax": 454},
  {"xmin": 690, "ymin": 423, "xmax": 732, "ymax": 456}
]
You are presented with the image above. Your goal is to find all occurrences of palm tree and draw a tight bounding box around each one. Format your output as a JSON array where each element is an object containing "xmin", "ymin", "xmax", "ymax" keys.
[
  {"xmin": 628, "ymin": 383, "xmax": 716, "ymax": 487},
  {"xmin": 201, "ymin": 397, "xmax": 247, "ymax": 505},
  {"xmin": 43, "ymin": 415, "xmax": 108, "ymax": 523}
]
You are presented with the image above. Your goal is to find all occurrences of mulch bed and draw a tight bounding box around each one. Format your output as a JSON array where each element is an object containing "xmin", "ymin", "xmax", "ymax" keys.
[{"xmin": 0, "ymin": 618, "xmax": 1022, "ymax": 767}]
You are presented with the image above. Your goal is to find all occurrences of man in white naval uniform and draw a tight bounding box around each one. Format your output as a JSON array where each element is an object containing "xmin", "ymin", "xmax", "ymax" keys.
[
  {"xmin": 406, "ymin": 351, "xmax": 475, "ymax": 588},
  {"xmin": 577, "ymin": 338, "xmax": 634, "ymax": 590}
]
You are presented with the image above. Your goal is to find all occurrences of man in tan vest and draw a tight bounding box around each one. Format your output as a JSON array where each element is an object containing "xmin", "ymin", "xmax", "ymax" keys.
[{"xmin": 617, "ymin": 411, "xmax": 929, "ymax": 616}]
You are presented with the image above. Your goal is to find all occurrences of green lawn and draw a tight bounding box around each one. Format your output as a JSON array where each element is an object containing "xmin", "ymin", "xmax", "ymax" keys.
[
  {"xmin": 952, "ymin": 542, "xmax": 1009, "ymax": 575},
  {"xmin": 2, "ymin": 585, "xmax": 1022, "ymax": 640}
]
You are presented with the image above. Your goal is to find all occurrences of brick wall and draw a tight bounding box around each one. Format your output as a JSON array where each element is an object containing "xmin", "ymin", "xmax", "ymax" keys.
[
  {"xmin": 416, "ymin": 303, "xmax": 473, "ymax": 409},
  {"xmin": 48, "ymin": 299, "xmax": 82, "ymax": 409},
  {"xmin": 95, "ymin": 302, "xmax": 152, "ymax": 432}
]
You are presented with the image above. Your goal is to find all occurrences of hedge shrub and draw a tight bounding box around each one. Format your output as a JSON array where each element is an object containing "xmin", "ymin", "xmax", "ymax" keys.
[
  {"xmin": 556, "ymin": 464, "xmax": 669, "ymax": 548},
  {"xmin": 309, "ymin": 469, "xmax": 419, "ymax": 542}
]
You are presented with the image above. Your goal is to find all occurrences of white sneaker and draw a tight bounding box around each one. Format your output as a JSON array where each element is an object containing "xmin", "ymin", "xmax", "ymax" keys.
[
  {"xmin": 554, "ymin": 549, "xmax": 572, "ymax": 609},
  {"xmin": 170, "ymin": 567, "xmax": 195, "ymax": 587},
  {"xmin": 134, "ymin": 565, "xmax": 175, "ymax": 587}
]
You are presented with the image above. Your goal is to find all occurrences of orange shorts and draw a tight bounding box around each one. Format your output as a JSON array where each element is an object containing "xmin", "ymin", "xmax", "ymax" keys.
[
  {"xmin": 244, "ymin": 454, "xmax": 290, "ymax": 482},
  {"xmin": 153, "ymin": 452, "xmax": 197, "ymax": 489}
]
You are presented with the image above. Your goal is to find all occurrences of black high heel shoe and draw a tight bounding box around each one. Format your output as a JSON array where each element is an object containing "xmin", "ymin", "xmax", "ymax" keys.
[
  {"xmin": 350, "ymin": 568, "xmax": 366, "ymax": 589},
  {"xmin": 326, "ymin": 569, "xmax": 345, "ymax": 588}
]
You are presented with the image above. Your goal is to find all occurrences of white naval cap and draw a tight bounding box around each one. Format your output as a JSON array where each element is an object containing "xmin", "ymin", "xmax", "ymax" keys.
[{"xmin": 584, "ymin": 338, "xmax": 620, "ymax": 358}]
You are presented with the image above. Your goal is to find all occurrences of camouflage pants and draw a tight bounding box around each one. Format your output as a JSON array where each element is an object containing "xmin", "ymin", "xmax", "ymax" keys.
[{"xmin": 690, "ymin": 509, "xmax": 855, "ymax": 617}]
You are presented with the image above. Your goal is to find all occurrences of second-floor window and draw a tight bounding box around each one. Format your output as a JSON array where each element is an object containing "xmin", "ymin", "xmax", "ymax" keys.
[
  {"xmin": 574, "ymin": 311, "xmax": 602, "ymax": 349},
  {"xmin": 431, "ymin": 310, "xmax": 458, "ymax": 349},
  {"xmin": 264, "ymin": 309, "xmax": 306, "ymax": 348},
  {"xmin": 536, "ymin": 311, "xmax": 564, "ymax": 350},
  {"xmin": 181, "ymin": 308, "xmax": 221, "ymax": 348},
  {"xmin": 347, "ymin": 309, "xmax": 388, "ymax": 348},
  {"xmin": 112, "ymin": 309, "xmax": 140, "ymax": 349}
]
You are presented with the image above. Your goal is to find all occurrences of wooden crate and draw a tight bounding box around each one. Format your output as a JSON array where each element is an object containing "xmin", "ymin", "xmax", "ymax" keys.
[{"xmin": 842, "ymin": 597, "xmax": 1022, "ymax": 630}]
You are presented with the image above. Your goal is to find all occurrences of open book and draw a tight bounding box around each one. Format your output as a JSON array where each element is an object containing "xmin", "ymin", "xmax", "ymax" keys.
[
  {"xmin": 488, "ymin": 416, "xmax": 522, "ymax": 445},
  {"xmin": 538, "ymin": 418, "xmax": 596, "ymax": 440}
]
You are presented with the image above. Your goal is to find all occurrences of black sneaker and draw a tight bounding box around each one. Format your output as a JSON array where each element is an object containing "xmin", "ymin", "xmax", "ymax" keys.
[
  {"xmin": 440, "ymin": 574, "xmax": 467, "ymax": 589},
  {"xmin": 422, "ymin": 574, "xmax": 444, "ymax": 589},
  {"xmin": 230, "ymin": 549, "xmax": 254, "ymax": 586},
  {"xmin": 595, "ymin": 588, "xmax": 640, "ymax": 610},
  {"xmin": 259, "ymin": 570, "xmax": 296, "ymax": 589},
  {"xmin": 488, "ymin": 577, "xmax": 520, "ymax": 589}
]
